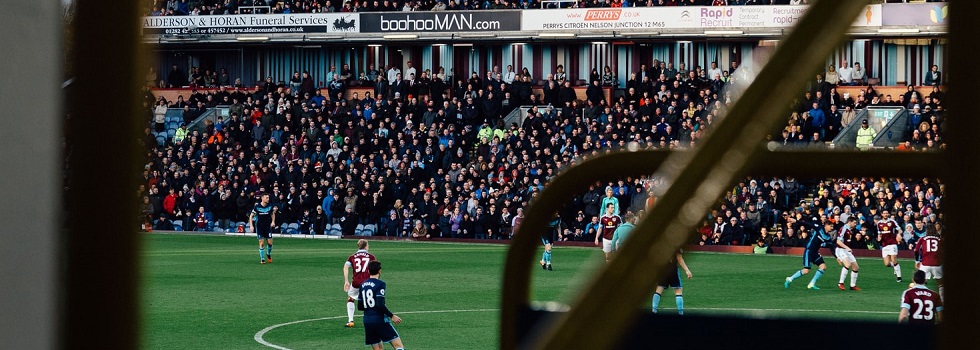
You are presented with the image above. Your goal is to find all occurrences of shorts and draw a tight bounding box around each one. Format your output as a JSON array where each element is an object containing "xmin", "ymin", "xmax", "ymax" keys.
[
  {"xmin": 347, "ymin": 285, "xmax": 360, "ymax": 300},
  {"xmin": 657, "ymin": 269, "xmax": 682, "ymax": 289},
  {"xmin": 364, "ymin": 322, "xmax": 400, "ymax": 346},
  {"xmin": 881, "ymin": 244, "xmax": 898, "ymax": 257},
  {"xmin": 920, "ymin": 265, "xmax": 943, "ymax": 279},
  {"xmin": 541, "ymin": 232, "xmax": 554, "ymax": 246},
  {"xmin": 602, "ymin": 238, "xmax": 614, "ymax": 253},
  {"xmin": 835, "ymin": 248, "xmax": 856, "ymax": 264},
  {"xmin": 256, "ymin": 226, "xmax": 271, "ymax": 240},
  {"xmin": 803, "ymin": 249, "xmax": 825, "ymax": 269}
]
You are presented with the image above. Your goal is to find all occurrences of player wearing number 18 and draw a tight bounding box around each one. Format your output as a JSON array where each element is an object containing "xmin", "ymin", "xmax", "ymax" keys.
[
  {"xmin": 359, "ymin": 260, "xmax": 406, "ymax": 350},
  {"xmin": 899, "ymin": 270, "xmax": 942, "ymax": 325},
  {"xmin": 344, "ymin": 239, "xmax": 376, "ymax": 328}
]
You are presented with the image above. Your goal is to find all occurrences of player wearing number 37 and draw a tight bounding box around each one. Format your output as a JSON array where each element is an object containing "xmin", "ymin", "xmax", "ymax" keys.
[
  {"xmin": 899, "ymin": 270, "xmax": 942, "ymax": 325},
  {"xmin": 344, "ymin": 239, "xmax": 376, "ymax": 328}
]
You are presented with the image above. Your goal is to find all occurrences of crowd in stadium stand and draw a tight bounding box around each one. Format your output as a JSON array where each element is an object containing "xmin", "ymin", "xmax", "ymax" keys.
[
  {"xmin": 146, "ymin": 0, "xmax": 838, "ymax": 16},
  {"xmin": 140, "ymin": 57, "xmax": 945, "ymax": 250}
]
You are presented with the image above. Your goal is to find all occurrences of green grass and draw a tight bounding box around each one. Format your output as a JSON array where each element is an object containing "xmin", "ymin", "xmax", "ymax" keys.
[{"xmin": 143, "ymin": 234, "xmax": 919, "ymax": 349}]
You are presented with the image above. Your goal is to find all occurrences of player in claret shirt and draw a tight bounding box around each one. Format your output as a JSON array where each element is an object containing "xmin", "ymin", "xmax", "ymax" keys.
[
  {"xmin": 914, "ymin": 229, "xmax": 943, "ymax": 301},
  {"xmin": 835, "ymin": 217, "xmax": 861, "ymax": 291},
  {"xmin": 876, "ymin": 210, "xmax": 903, "ymax": 282},
  {"xmin": 343, "ymin": 239, "xmax": 376, "ymax": 328},
  {"xmin": 595, "ymin": 203, "xmax": 622, "ymax": 263},
  {"xmin": 359, "ymin": 260, "xmax": 406, "ymax": 350},
  {"xmin": 899, "ymin": 270, "xmax": 943, "ymax": 325}
]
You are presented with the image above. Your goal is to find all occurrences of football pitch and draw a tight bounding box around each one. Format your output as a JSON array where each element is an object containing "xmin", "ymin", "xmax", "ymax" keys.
[{"xmin": 143, "ymin": 234, "xmax": 916, "ymax": 350}]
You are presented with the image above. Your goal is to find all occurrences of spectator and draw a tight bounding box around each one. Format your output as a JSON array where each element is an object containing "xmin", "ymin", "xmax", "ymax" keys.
[
  {"xmin": 924, "ymin": 65, "xmax": 942, "ymax": 86},
  {"xmin": 851, "ymin": 62, "xmax": 867, "ymax": 85},
  {"xmin": 753, "ymin": 239, "xmax": 768, "ymax": 254}
]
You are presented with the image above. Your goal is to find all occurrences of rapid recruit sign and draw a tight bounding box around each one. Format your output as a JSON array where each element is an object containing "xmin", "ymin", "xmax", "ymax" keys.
[{"xmin": 521, "ymin": 5, "xmax": 882, "ymax": 31}]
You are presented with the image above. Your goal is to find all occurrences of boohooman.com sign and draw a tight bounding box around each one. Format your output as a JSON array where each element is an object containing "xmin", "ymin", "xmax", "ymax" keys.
[{"xmin": 359, "ymin": 11, "xmax": 521, "ymax": 33}]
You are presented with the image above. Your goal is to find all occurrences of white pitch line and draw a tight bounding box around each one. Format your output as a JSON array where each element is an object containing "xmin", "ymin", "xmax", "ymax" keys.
[
  {"xmin": 254, "ymin": 306, "xmax": 894, "ymax": 349},
  {"xmin": 677, "ymin": 307, "xmax": 895, "ymax": 314},
  {"xmin": 254, "ymin": 309, "xmax": 498, "ymax": 350}
]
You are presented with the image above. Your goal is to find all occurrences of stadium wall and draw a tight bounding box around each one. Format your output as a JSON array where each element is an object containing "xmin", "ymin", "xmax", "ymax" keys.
[{"xmin": 151, "ymin": 39, "xmax": 945, "ymax": 88}]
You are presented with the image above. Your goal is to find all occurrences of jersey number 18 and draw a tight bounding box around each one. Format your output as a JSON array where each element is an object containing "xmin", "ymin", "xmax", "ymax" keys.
[{"xmin": 361, "ymin": 289, "xmax": 375, "ymax": 308}]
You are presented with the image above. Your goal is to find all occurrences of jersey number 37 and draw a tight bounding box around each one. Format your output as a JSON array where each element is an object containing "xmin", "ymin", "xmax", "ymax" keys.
[{"xmin": 354, "ymin": 257, "xmax": 370, "ymax": 273}]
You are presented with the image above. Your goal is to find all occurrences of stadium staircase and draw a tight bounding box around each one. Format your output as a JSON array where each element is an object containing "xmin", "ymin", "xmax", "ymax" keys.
[{"xmin": 831, "ymin": 106, "xmax": 907, "ymax": 149}]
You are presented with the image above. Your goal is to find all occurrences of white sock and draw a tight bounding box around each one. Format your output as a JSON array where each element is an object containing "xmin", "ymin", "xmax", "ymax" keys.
[
  {"xmin": 850, "ymin": 271, "xmax": 858, "ymax": 287},
  {"xmin": 347, "ymin": 301, "xmax": 355, "ymax": 322},
  {"xmin": 894, "ymin": 264, "xmax": 902, "ymax": 278},
  {"xmin": 839, "ymin": 267, "xmax": 848, "ymax": 284}
]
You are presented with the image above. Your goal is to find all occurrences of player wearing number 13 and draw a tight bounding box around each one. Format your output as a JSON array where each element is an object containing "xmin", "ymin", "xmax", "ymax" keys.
[
  {"xmin": 344, "ymin": 239, "xmax": 376, "ymax": 328},
  {"xmin": 913, "ymin": 228, "xmax": 943, "ymax": 301},
  {"xmin": 899, "ymin": 270, "xmax": 942, "ymax": 325},
  {"xmin": 360, "ymin": 260, "xmax": 406, "ymax": 350}
]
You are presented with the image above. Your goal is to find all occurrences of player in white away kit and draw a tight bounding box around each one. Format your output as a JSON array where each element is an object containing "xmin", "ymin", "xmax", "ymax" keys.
[
  {"xmin": 835, "ymin": 217, "xmax": 861, "ymax": 291},
  {"xmin": 343, "ymin": 239, "xmax": 376, "ymax": 328},
  {"xmin": 876, "ymin": 210, "xmax": 903, "ymax": 282},
  {"xmin": 914, "ymin": 229, "xmax": 943, "ymax": 301}
]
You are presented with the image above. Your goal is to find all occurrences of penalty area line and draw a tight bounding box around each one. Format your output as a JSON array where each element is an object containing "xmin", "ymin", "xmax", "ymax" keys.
[{"xmin": 254, "ymin": 308, "xmax": 498, "ymax": 350}]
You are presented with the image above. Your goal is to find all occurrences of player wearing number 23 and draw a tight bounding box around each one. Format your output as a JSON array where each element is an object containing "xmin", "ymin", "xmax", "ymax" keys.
[
  {"xmin": 359, "ymin": 260, "xmax": 406, "ymax": 350},
  {"xmin": 344, "ymin": 239, "xmax": 376, "ymax": 328},
  {"xmin": 899, "ymin": 270, "xmax": 942, "ymax": 325}
]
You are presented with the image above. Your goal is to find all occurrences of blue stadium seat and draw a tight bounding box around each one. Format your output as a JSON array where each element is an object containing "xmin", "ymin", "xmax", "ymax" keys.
[
  {"xmin": 362, "ymin": 224, "xmax": 377, "ymax": 236},
  {"xmin": 156, "ymin": 136, "xmax": 166, "ymax": 147},
  {"xmin": 286, "ymin": 223, "xmax": 300, "ymax": 234},
  {"xmin": 328, "ymin": 224, "xmax": 342, "ymax": 237},
  {"xmin": 172, "ymin": 220, "xmax": 183, "ymax": 231},
  {"xmin": 167, "ymin": 129, "xmax": 176, "ymax": 139}
]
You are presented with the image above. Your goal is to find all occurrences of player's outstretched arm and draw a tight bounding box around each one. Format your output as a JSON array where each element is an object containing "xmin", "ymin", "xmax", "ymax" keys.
[
  {"xmin": 248, "ymin": 212, "xmax": 255, "ymax": 233},
  {"xmin": 898, "ymin": 307, "xmax": 910, "ymax": 323},
  {"xmin": 676, "ymin": 253, "xmax": 692, "ymax": 279},
  {"xmin": 343, "ymin": 263, "xmax": 351, "ymax": 292}
]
